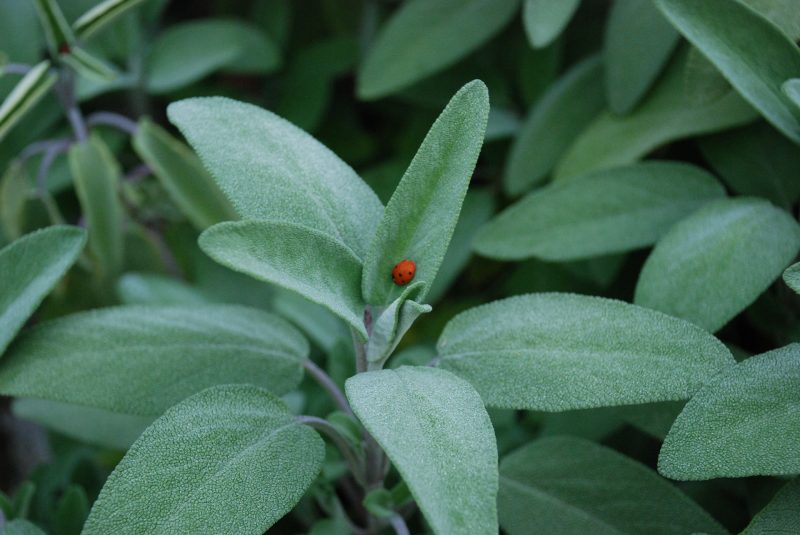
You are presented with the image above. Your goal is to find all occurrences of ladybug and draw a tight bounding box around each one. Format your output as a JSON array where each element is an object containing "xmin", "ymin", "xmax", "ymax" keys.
[{"xmin": 391, "ymin": 259, "xmax": 416, "ymax": 286}]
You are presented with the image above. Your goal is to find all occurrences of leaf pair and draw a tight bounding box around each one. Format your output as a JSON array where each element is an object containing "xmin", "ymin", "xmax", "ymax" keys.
[{"xmin": 170, "ymin": 80, "xmax": 490, "ymax": 339}]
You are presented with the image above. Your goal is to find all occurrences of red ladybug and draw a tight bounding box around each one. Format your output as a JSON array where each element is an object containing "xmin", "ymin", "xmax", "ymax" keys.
[{"xmin": 391, "ymin": 259, "xmax": 416, "ymax": 286}]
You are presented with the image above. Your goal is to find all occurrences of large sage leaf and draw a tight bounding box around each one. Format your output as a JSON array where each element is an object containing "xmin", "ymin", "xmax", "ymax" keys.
[
  {"xmin": 655, "ymin": 0, "xmax": 800, "ymax": 143},
  {"xmin": 0, "ymin": 305, "xmax": 308, "ymax": 415},
  {"xmin": 361, "ymin": 81, "xmax": 488, "ymax": 306},
  {"xmin": 785, "ymin": 78, "xmax": 800, "ymax": 110},
  {"xmin": 604, "ymin": 0, "xmax": 679, "ymax": 114},
  {"xmin": 83, "ymin": 385, "xmax": 324, "ymax": 534},
  {"xmin": 68, "ymin": 135, "xmax": 124, "ymax": 279},
  {"xmin": 556, "ymin": 48, "xmax": 757, "ymax": 179},
  {"xmin": 635, "ymin": 198, "xmax": 800, "ymax": 333},
  {"xmin": 437, "ymin": 293, "xmax": 734, "ymax": 411},
  {"xmin": 522, "ymin": 0, "xmax": 581, "ymax": 48},
  {"xmin": 200, "ymin": 221, "xmax": 367, "ymax": 338},
  {"xmin": 504, "ymin": 55, "xmax": 604, "ymax": 195},
  {"xmin": 477, "ymin": 162, "xmax": 724, "ymax": 261},
  {"xmin": 346, "ymin": 366, "xmax": 498, "ymax": 535},
  {"xmin": 168, "ymin": 97, "xmax": 383, "ymax": 259},
  {"xmin": 2, "ymin": 520, "xmax": 46, "ymax": 535},
  {"xmin": 116, "ymin": 272, "xmax": 210, "ymax": 305},
  {"xmin": 784, "ymin": 262, "xmax": 800, "ymax": 295},
  {"xmin": 0, "ymin": 226, "xmax": 85, "ymax": 356},
  {"xmin": 741, "ymin": 478, "xmax": 800, "ymax": 534},
  {"xmin": 659, "ymin": 344, "xmax": 800, "ymax": 480},
  {"xmin": 357, "ymin": 0, "xmax": 519, "ymax": 99},
  {"xmin": 499, "ymin": 437, "xmax": 726, "ymax": 535},
  {"xmin": 132, "ymin": 118, "xmax": 236, "ymax": 230}
]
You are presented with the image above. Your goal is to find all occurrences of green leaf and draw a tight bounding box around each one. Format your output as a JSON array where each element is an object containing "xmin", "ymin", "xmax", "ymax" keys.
[
  {"xmin": 784, "ymin": 262, "xmax": 800, "ymax": 295},
  {"xmin": 604, "ymin": 0, "xmax": 680, "ymax": 114},
  {"xmin": 346, "ymin": 366, "xmax": 498, "ymax": 535},
  {"xmin": 83, "ymin": 385, "xmax": 324, "ymax": 534},
  {"xmin": 365, "ymin": 282, "xmax": 431, "ymax": 368},
  {"xmin": 0, "ymin": 304, "xmax": 308, "ymax": 415},
  {"xmin": 478, "ymin": 161, "xmax": 725, "ymax": 261},
  {"xmin": 660, "ymin": 344, "xmax": 800, "ymax": 480},
  {"xmin": 132, "ymin": 118, "xmax": 236, "ymax": 230},
  {"xmin": 73, "ymin": 0, "xmax": 146, "ymax": 40},
  {"xmin": 0, "ymin": 226, "xmax": 85, "ymax": 357},
  {"xmin": 2, "ymin": 520, "xmax": 46, "ymax": 535},
  {"xmin": 437, "ymin": 293, "xmax": 735, "ymax": 411},
  {"xmin": 200, "ymin": 221, "xmax": 367, "ymax": 338},
  {"xmin": 357, "ymin": 0, "xmax": 519, "ymax": 99},
  {"xmin": 522, "ymin": 0, "xmax": 581, "ymax": 48},
  {"xmin": 0, "ymin": 61, "xmax": 57, "ymax": 143},
  {"xmin": 785, "ymin": 78, "xmax": 800, "ymax": 110},
  {"xmin": 68, "ymin": 135, "xmax": 124, "ymax": 279},
  {"xmin": 146, "ymin": 19, "xmax": 280, "ymax": 93},
  {"xmin": 499, "ymin": 437, "xmax": 726, "ymax": 535},
  {"xmin": 504, "ymin": 55, "xmax": 604, "ymax": 195},
  {"xmin": 699, "ymin": 122, "xmax": 800, "ymax": 208},
  {"xmin": 362, "ymin": 80, "xmax": 488, "ymax": 306},
  {"xmin": 168, "ymin": 97, "xmax": 383, "ymax": 259},
  {"xmin": 116, "ymin": 272, "xmax": 210, "ymax": 305},
  {"xmin": 13, "ymin": 397, "xmax": 153, "ymax": 450},
  {"xmin": 0, "ymin": 161, "xmax": 30, "ymax": 241},
  {"xmin": 555, "ymin": 48, "xmax": 758, "ymax": 179},
  {"xmin": 54, "ymin": 485, "xmax": 88, "ymax": 535},
  {"xmin": 272, "ymin": 288, "xmax": 349, "ymax": 354},
  {"xmin": 654, "ymin": 0, "xmax": 800, "ymax": 143},
  {"xmin": 741, "ymin": 478, "xmax": 800, "ymax": 534},
  {"xmin": 635, "ymin": 198, "xmax": 800, "ymax": 333},
  {"xmin": 33, "ymin": 0, "xmax": 74, "ymax": 56},
  {"xmin": 60, "ymin": 46, "xmax": 117, "ymax": 82}
]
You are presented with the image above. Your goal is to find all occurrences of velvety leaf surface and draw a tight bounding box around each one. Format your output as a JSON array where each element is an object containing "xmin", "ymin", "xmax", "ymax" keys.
[
  {"xmin": 200, "ymin": 221, "xmax": 367, "ymax": 337},
  {"xmin": 785, "ymin": 78, "xmax": 800, "ymax": 110},
  {"xmin": 522, "ymin": 0, "xmax": 580, "ymax": 48},
  {"xmin": 68, "ymin": 135, "xmax": 124, "ymax": 279},
  {"xmin": 83, "ymin": 385, "xmax": 324, "ymax": 534},
  {"xmin": 115, "ymin": 272, "xmax": 210, "ymax": 305},
  {"xmin": 655, "ymin": 0, "xmax": 800, "ymax": 143},
  {"xmin": 168, "ymin": 97, "xmax": 382, "ymax": 259},
  {"xmin": 132, "ymin": 118, "xmax": 236, "ymax": 230},
  {"xmin": 741, "ymin": 478, "xmax": 800, "ymax": 534},
  {"xmin": 477, "ymin": 162, "xmax": 724, "ymax": 261},
  {"xmin": 784, "ymin": 262, "xmax": 800, "ymax": 295},
  {"xmin": 604, "ymin": 0, "xmax": 679, "ymax": 114},
  {"xmin": 2, "ymin": 520, "xmax": 46, "ymax": 535},
  {"xmin": 659, "ymin": 344, "xmax": 800, "ymax": 480},
  {"xmin": 357, "ymin": 0, "xmax": 519, "ymax": 99},
  {"xmin": 556, "ymin": 49, "xmax": 758, "ymax": 179},
  {"xmin": 0, "ymin": 226, "xmax": 85, "ymax": 356},
  {"xmin": 361, "ymin": 81, "xmax": 488, "ymax": 306},
  {"xmin": 499, "ymin": 437, "xmax": 726, "ymax": 535},
  {"xmin": 504, "ymin": 55, "xmax": 604, "ymax": 195},
  {"xmin": 437, "ymin": 293, "xmax": 735, "ymax": 411},
  {"xmin": 0, "ymin": 305, "xmax": 308, "ymax": 415},
  {"xmin": 13, "ymin": 397, "xmax": 153, "ymax": 450},
  {"xmin": 346, "ymin": 366, "xmax": 498, "ymax": 535},
  {"xmin": 635, "ymin": 198, "xmax": 800, "ymax": 333}
]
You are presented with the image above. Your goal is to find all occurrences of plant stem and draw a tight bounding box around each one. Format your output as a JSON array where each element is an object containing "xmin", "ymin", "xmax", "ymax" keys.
[
  {"xmin": 86, "ymin": 111, "xmax": 139, "ymax": 135},
  {"xmin": 388, "ymin": 514, "xmax": 410, "ymax": 535},
  {"xmin": 353, "ymin": 329, "xmax": 368, "ymax": 373},
  {"xmin": 296, "ymin": 415, "xmax": 366, "ymax": 485},
  {"xmin": 303, "ymin": 359, "xmax": 353, "ymax": 416},
  {"xmin": 54, "ymin": 69, "xmax": 88, "ymax": 142}
]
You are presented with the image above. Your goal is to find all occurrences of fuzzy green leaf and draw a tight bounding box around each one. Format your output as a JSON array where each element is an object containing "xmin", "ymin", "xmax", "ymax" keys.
[
  {"xmin": 200, "ymin": 221, "xmax": 367, "ymax": 338},
  {"xmin": 499, "ymin": 437, "xmax": 726, "ymax": 535},
  {"xmin": 655, "ymin": 0, "xmax": 800, "ymax": 143},
  {"xmin": 357, "ymin": 0, "xmax": 519, "ymax": 99},
  {"xmin": 0, "ymin": 226, "xmax": 85, "ymax": 357},
  {"xmin": 0, "ymin": 61, "xmax": 56, "ymax": 143},
  {"xmin": 146, "ymin": 19, "xmax": 280, "ymax": 93},
  {"xmin": 116, "ymin": 272, "xmax": 210, "ymax": 305},
  {"xmin": 504, "ymin": 55, "xmax": 604, "ymax": 195},
  {"xmin": 133, "ymin": 118, "xmax": 236, "ymax": 230},
  {"xmin": 60, "ymin": 46, "xmax": 117, "ymax": 82},
  {"xmin": 635, "ymin": 197, "xmax": 800, "ymax": 333},
  {"xmin": 556, "ymin": 48, "xmax": 758, "ymax": 179},
  {"xmin": 741, "ymin": 478, "xmax": 800, "ymax": 534},
  {"xmin": 604, "ymin": 0, "xmax": 680, "ymax": 114},
  {"xmin": 784, "ymin": 262, "xmax": 800, "ymax": 295},
  {"xmin": 83, "ymin": 385, "xmax": 324, "ymax": 534},
  {"xmin": 33, "ymin": 0, "xmax": 74, "ymax": 56},
  {"xmin": 478, "ymin": 162, "xmax": 725, "ymax": 261},
  {"xmin": 68, "ymin": 135, "xmax": 124, "ymax": 279},
  {"xmin": 73, "ymin": 0, "xmax": 146, "ymax": 40},
  {"xmin": 785, "ymin": 78, "xmax": 800, "ymax": 110},
  {"xmin": 362, "ymin": 81, "xmax": 488, "ymax": 306},
  {"xmin": 365, "ymin": 282, "xmax": 431, "ymax": 368},
  {"xmin": 659, "ymin": 344, "xmax": 800, "ymax": 480},
  {"xmin": 168, "ymin": 97, "xmax": 382, "ymax": 259},
  {"xmin": 346, "ymin": 366, "xmax": 498, "ymax": 535},
  {"xmin": 2, "ymin": 520, "xmax": 46, "ymax": 535},
  {"xmin": 437, "ymin": 293, "xmax": 735, "ymax": 411},
  {"xmin": 0, "ymin": 305, "xmax": 308, "ymax": 415},
  {"xmin": 522, "ymin": 0, "xmax": 581, "ymax": 48}
]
